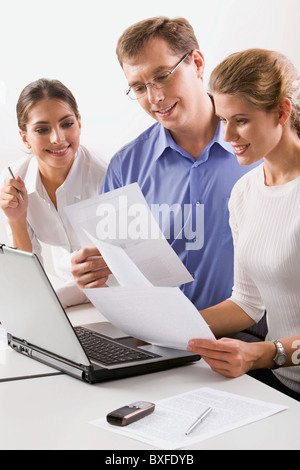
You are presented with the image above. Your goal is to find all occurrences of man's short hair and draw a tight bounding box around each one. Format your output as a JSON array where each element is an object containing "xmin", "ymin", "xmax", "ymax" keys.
[{"xmin": 116, "ymin": 16, "xmax": 199, "ymax": 66}]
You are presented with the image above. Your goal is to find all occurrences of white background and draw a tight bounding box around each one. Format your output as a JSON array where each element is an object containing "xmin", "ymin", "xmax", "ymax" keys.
[{"xmin": 0, "ymin": 0, "xmax": 299, "ymax": 168}]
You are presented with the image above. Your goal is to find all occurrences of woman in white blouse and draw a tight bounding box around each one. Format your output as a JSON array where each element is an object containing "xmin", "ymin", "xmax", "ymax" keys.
[
  {"xmin": 188, "ymin": 49, "xmax": 300, "ymax": 401},
  {"xmin": 0, "ymin": 79, "xmax": 108, "ymax": 306}
]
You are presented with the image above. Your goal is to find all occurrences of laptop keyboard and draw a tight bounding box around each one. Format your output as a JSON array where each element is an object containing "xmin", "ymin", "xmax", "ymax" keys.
[{"xmin": 74, "ymin": 326, "xmax": 157, "ymax": 365}]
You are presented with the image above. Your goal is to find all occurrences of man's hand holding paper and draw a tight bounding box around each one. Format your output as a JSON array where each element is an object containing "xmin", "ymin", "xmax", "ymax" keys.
[
  {"xmin": 71, "ymin": 247, "xmax": 111, "ymax": 289},
  {"xmin": 66, "ymin": 184, "xmax": 214, "ymax": 349}
]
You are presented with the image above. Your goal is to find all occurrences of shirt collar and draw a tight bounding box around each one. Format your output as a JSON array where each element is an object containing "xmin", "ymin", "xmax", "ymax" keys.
[
  {"xmin": 153, "ymin": 124, "xmax": 172, "ymax": 161},
  {"xmin": 155, "ymin": 120, "xmax": 235, "ymax": 162},
  {"xmin": 24, "ymin": 157, "xmax": 43, "ymax": 195},
  {"xmin": 57, "ymin": 148, "xmax": 82, "ymax": 199},
  {"xmin": 24, "ymin": 148, "xmax": 83, "ymax": 200},
  {"xmin": 154, "ymin": 125, "xmax": 193, "ymax": 161}
]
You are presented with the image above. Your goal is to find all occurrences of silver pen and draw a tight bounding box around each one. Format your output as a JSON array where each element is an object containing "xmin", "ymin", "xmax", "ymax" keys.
[
  {"xmin": 8, "ymin": 167, "xmax": 24, "ymax": 201},
  {"xmin": 185, "ymin": 407, "xmax": 213, "ymax": 435}
]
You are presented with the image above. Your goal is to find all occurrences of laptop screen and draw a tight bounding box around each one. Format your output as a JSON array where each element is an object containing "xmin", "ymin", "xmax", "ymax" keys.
[{"xmin": 0, "ymin": 246, "xmax": 89, "ymax": 366}]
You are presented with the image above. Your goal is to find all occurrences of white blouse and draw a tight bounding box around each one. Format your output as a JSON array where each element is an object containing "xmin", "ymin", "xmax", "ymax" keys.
[
  {"xmin": 229, "ymin": 164, "xmax": 300, "ymax": 393},
  {"xmin": 0, "ymin": 145, "xmax": 107, "ymax": 306}
]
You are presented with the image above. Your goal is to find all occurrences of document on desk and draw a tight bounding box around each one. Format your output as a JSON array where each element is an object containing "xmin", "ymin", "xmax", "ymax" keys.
[
  {"xmin": 90, "ymin": 387, "xmax": 288, "ymax": 450},
  {"xmin": 64, "ymin": 183, "xmax": 193, "ymax": 287}
]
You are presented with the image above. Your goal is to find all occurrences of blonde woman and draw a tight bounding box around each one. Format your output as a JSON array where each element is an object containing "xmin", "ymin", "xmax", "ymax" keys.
[{"xmin": 188, "ymin": 49, "xmax": 300, "ymax": 401}]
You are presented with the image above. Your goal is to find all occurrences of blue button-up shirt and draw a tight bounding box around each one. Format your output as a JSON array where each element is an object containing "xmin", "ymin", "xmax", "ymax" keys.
[{"xmin": 104, "ymin": 121, "xmax": 260, "ymax": 310}]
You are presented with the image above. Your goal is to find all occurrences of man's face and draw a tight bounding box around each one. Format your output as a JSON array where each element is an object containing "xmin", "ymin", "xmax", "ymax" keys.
[{"xmin": 122, "ymin": 38, "xmax": 205, "ymax": 135}]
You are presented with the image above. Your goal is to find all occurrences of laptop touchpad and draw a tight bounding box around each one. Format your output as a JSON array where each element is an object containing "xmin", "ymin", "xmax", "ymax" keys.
[{"xmin": 81, "ymin": 322, "xmax": 128, "ymax": 339}]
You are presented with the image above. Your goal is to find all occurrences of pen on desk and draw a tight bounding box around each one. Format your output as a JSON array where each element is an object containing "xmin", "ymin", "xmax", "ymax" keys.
[
  {"xmin": 8, "ymin": 167, "xmax": 24, "ymax": 201},
  {"xmin": 185, "ymin": 407, "xmax": 213, "ymax": 435}
]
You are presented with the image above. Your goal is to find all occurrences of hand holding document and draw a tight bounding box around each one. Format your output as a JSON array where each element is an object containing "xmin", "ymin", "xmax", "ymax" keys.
[
  {"xmin": 82, "ymin": 229, "xmax": 214, "ymax": 349},
  {"xmin": 65, "ymin": 184, "xmax": 214, "ymax": 348},
  {"xmin": 64, "ymin": 183, "xmax": 193, "ymax": 287},
  {"xmin": 82, "ymin": 229, "xmax": 152, "ymax": 288}
]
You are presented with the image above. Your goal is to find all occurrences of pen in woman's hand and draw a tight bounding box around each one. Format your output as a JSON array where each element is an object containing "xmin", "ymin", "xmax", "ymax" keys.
[{"xmin": 8, "ymin": 167, "xmax": 24, "ymax": 201}]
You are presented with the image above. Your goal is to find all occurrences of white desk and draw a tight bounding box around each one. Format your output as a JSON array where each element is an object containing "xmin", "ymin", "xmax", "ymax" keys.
[
  {"xmin": 0, "ymin": 303, "xmax": 299, "ymax": 450},
  {"xmin": 1, "ymin": 350, "xmax": 300, "ymax": 449}
]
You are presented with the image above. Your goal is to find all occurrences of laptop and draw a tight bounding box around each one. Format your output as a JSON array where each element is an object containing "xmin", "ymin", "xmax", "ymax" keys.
[{"xmin": 0, "ymin": 245, "xmax": 200, "ymax": 383}]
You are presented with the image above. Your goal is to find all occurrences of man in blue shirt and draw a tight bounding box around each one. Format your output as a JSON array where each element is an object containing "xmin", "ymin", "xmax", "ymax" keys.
[{"xmin": 71, "ymin": 17, "xmax": 260, "ymax": 313}]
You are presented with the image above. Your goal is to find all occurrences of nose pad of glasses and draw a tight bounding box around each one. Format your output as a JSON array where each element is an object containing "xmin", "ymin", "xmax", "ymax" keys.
[{"xmin": 146, "ymin": 83, "xmax": 165, "ymax": 101}]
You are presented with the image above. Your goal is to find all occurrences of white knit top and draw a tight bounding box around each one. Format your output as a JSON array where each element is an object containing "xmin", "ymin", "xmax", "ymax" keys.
[{"xmin": 229, "ymin": 163, "xmax": 300, "ymax": 393}]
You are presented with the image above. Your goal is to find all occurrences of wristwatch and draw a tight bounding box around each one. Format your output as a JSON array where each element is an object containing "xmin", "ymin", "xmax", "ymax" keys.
[{"xmin": 272, "ymin": 340, "xmax": 287, "ymax": 369}]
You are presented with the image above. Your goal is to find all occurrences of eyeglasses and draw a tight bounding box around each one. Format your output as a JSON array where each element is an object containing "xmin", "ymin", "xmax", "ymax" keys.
[{"xmin": 126, "ymin": 51, "xmax": 192, "ymax": 100}]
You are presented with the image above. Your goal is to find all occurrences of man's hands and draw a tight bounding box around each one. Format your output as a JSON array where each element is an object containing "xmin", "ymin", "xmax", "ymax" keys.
[{"xmin": 71, "ymin": 247, "xmax": 111, "ymax": 289}]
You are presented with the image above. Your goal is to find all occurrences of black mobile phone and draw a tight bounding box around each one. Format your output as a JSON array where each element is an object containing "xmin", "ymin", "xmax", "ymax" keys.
[{"xmin": 106, "ymin": 401, "xmax": 155, "ymax": 426}]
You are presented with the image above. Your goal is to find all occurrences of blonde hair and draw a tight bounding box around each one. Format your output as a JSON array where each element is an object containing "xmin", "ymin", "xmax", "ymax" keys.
[
  {"xmin": 209, "ymin": 48, "xmax": 300, "ymax": 137},
  {"xmin": 116, "ymin": 16, "xmax": 199, "ymax": 66}
]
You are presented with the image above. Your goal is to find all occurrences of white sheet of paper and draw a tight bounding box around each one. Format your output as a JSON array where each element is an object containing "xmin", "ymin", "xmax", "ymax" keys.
[
  {"xmin": 90, "ymin": 387, "xmax": 288, "ymax": 450},
  {"xmin": 64, "ymin": 183, "xmax": 193, "ymax": 287},
  {"xmin": 83, "ymin": 286, "xmax": 214, "ymax": 350},
  {"xmin": 83, "ymin": 229, "xmax": 152, "ymax": 287}
]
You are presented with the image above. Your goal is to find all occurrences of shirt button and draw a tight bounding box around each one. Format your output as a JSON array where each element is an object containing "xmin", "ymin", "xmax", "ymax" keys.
[{"xmin": 195, "ymin": 201, "xmax": 201, "ymax": 206}]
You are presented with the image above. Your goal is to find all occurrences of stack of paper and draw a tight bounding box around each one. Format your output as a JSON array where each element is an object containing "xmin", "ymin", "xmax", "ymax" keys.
[{"xmin": 65, "ymin": 184, "xmax": 214, "ymax": 349}]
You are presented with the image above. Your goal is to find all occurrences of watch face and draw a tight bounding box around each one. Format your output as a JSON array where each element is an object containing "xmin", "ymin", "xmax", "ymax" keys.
[{"xmin": 277, "ymin": 355, "xmax": 286, "ymax": 366}]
